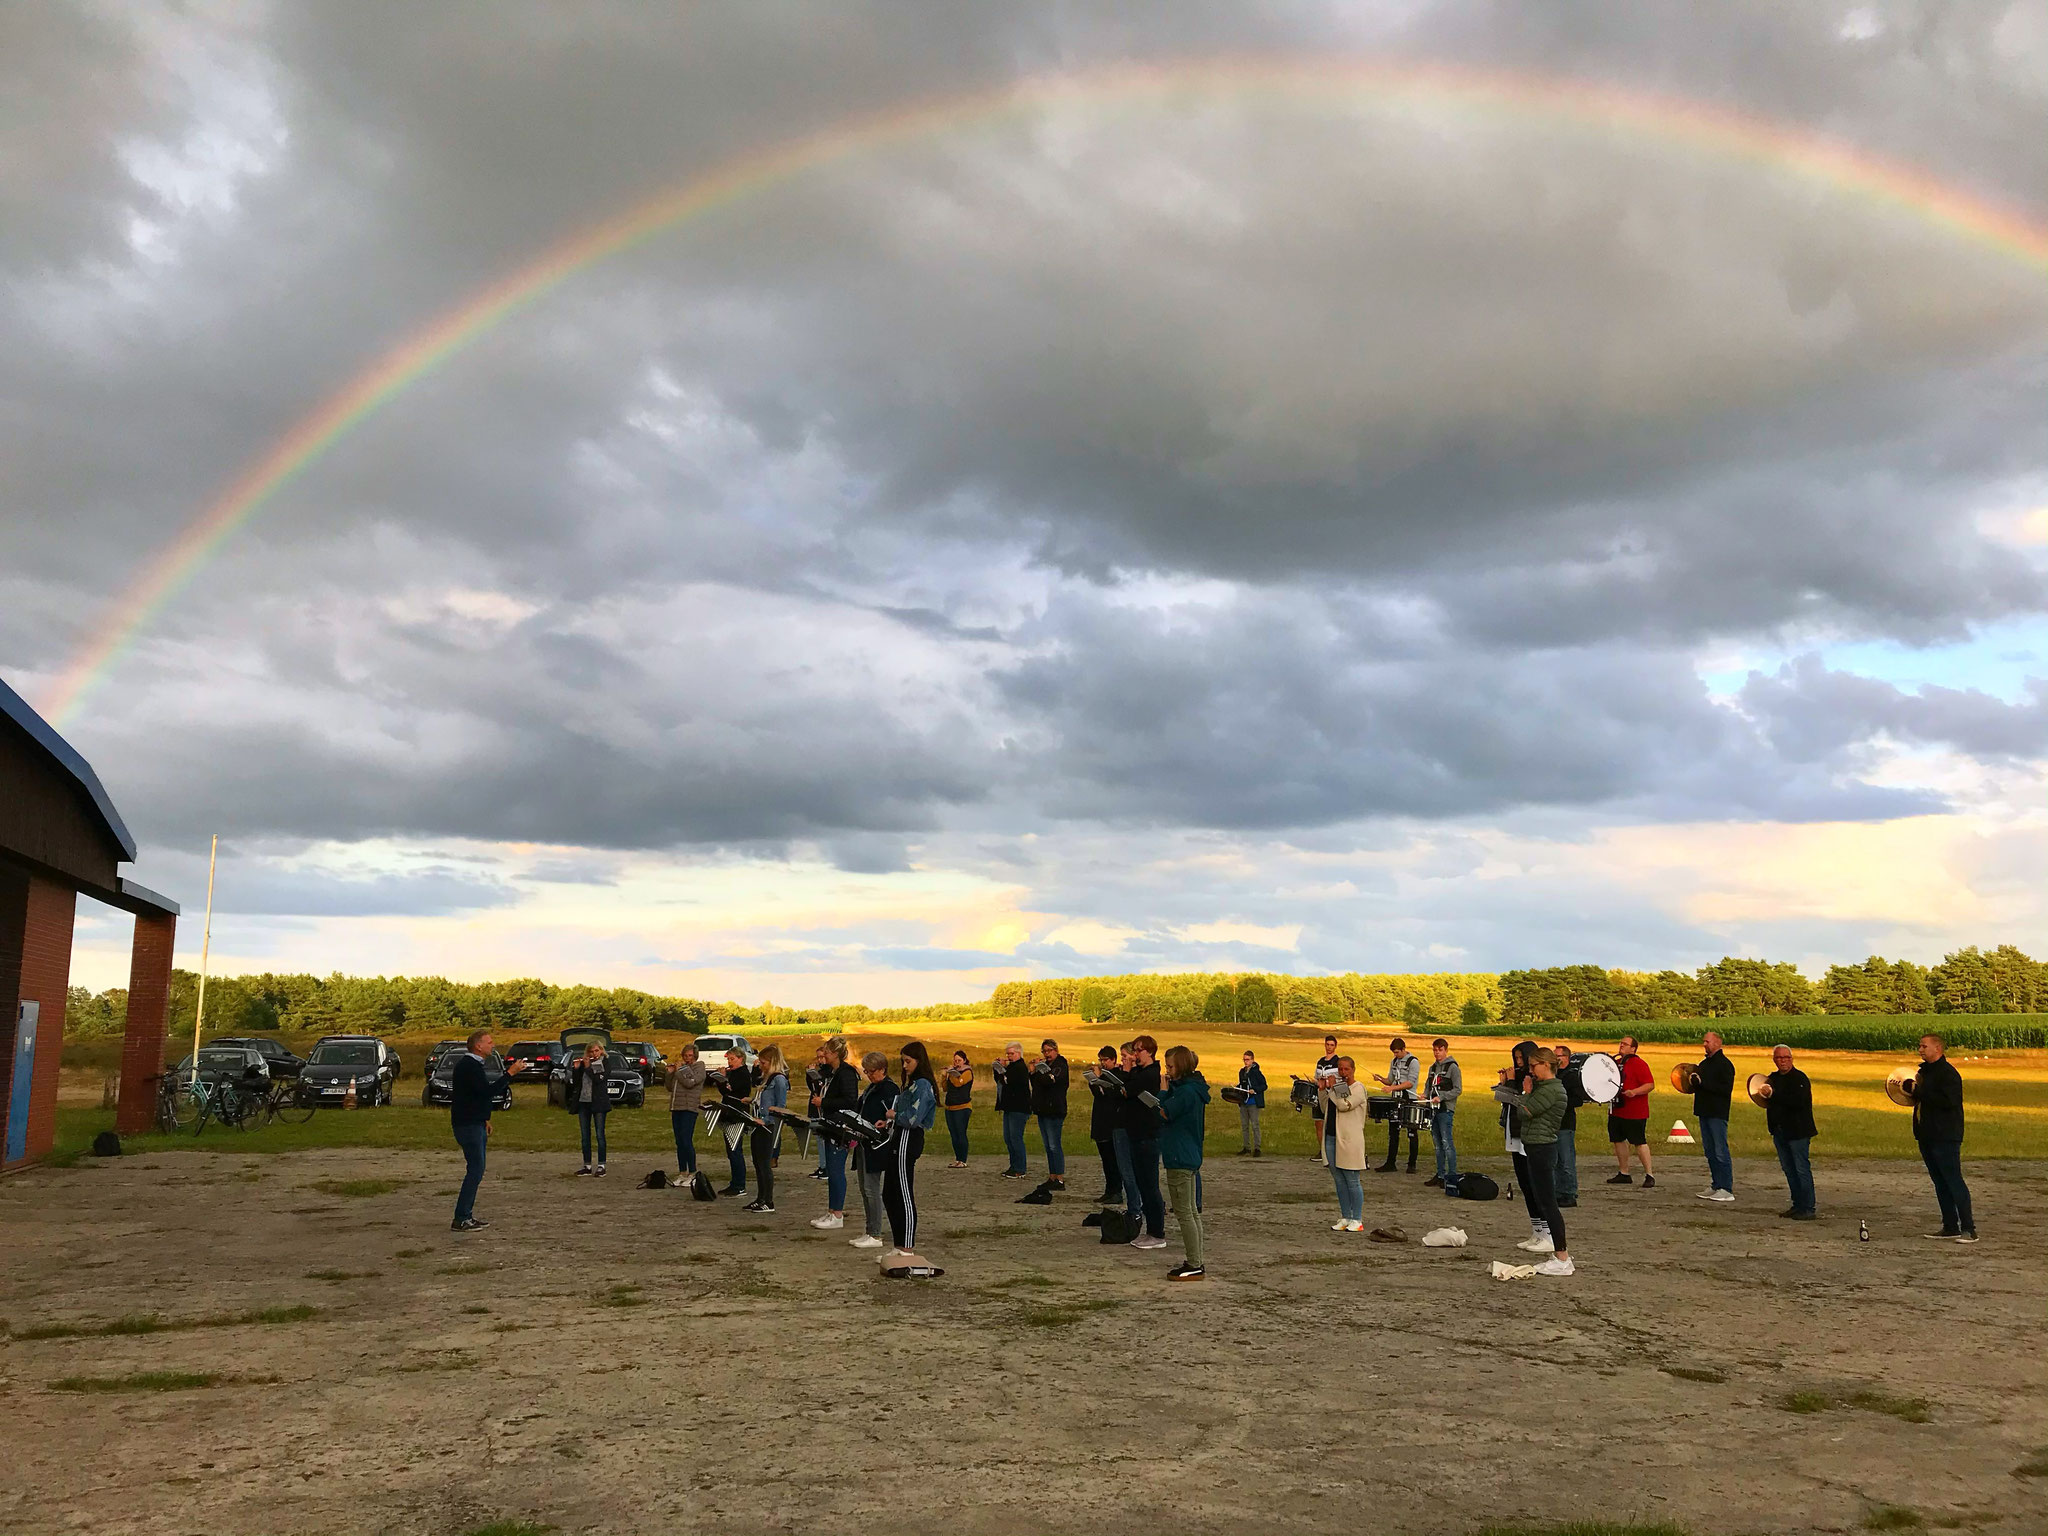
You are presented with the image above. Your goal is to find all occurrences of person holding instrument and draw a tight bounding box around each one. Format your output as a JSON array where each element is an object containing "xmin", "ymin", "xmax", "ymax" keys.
[
  {"xmin": 1494, "ymin": 1047, "xmax": 1573, "ymax": 1275},
  {"xmin": 1422, "ymin": 1038, "xmax": 1462, "ymax": 1188},
  {"xmin": 1158, "ymin": 1045, "xmax": 1209, "ymax": 1281},
  {"xmin": 883, "ymin": 1041, "xmax": 938, "ymax": 1262},
  {"xmin": 1754, "ymin": 1044, "xmax": 1817, "ymax": 1220},
  {"xmin": 1311, "ymin": 1034, "xmax": 1340, "ymax": 1164},
  {"xmin": 743, "ymin": 1045, "xmax": 787, "ymax": 1214},
  {"xmin": 942, "ymin": 1050, "xmax": 974, "ymax": 1168},
  {"xmin": 1373, "ymin": 1037, "xmax": 1421, "ymax": 1173},
  {"xmin": 711, "ymin": 1047, "xmax": 755, "ymax": 1198},
  {"xmin": 996, "ymin": 1042, "xmax": 1033, "ymax": 1179},
  {"xmin": 1121, "ymin": 1036, "xmax": 1168, "ymax": 1249},
  {"xmin": 1605, "ymin": 1035, "xmax": 1656, "ymax": 1188},
  {"xmin": 1235, "ymin": 1050, "xmax": 1267, "ymax": 1157},
  {"xmin": 1911, "ymin": 1033, "xmax": 1976, "ymax": 1243},
  {"xmin": 1088, "ymin": 1045, "xmax": 1126, "ymax": 1205},
  {"xmin": 1320, "ymin": 1056, "xmax": 1369, "ymax": 1231},
  {"xmin": 666, "ymin": 1041, "xmax": 706, "ymax": 1182},
  {"xmin": 811, "ymin": 1037, "xmax": 861, "ymax": 1229},
  {"xmin": 569, "ymin": 1042, "xmax": 612, "ymax": 1178},
  {"xmin": 1550, "ymin": 1042, "xmax": 1586, "ymax": 1207},
  {"xmin": 1030, "ymin": 1038, "xmax": 1070, "ymax": 1189},
  {"xmin": 1691, "ymin": 1030, "xmax": 1738, "ymax": 1203},
  {"xmin": 850, "ymin": 1051, "xmax": 899, "ymax": 1250}
]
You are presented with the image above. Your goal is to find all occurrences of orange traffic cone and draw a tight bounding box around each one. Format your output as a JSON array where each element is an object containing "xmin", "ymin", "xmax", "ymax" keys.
[
  {"xmin": 1667, "ymin": 1118, "xmax": 1694, "ymax": 1144},
  {"xmin": 343, "ymin": 1077, "xmax": 358, "ymax": 1110}
]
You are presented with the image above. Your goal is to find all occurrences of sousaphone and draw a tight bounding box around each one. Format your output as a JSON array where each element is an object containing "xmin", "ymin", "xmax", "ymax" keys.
[{"xmin": 1883, "ymin": 1064, "xmax": 1918, "ymax": 1108}]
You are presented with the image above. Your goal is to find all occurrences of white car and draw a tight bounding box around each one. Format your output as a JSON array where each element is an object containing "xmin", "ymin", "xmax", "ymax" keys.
[{"xmin": 692, "ymin": 1033, "xmax": 758, "ymax": 1072}]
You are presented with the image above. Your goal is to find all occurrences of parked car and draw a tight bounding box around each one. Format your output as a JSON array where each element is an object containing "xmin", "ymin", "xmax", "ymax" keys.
[
  {"xmin": 297, "ymin": 1035, "xmax": 400, "ymax": 1107},
  {"xmin": 168, "ymin": 1045, "xmax": 272, "ymax": 1089},
  {"xmin": 211, "ymin": 1036, "xmax": 305, "ymax": 1079},
  {"xmin": 506, "ymin": 1039, "xmax": 564, "ymax": 1078},
  {"xmin": 422, "ymin": 1046, "xmax": 514, "ymax": 1109},
  {"xmin": 614, "ymin": 1040, "xmax": 665, "ymax": 1085},
  {"xmin": 546, "ymin": 1029, "xmax": 645, "ymax": 1110},
  {"xmin": 692, "ymin": 1033, "xmax": 757, "ymax": 1070}
]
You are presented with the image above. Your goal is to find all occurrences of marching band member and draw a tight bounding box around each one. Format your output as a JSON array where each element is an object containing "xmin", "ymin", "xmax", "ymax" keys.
[
  {"xmin": 743, "ymin": 1046, "xmax": 787, "ymax": 1215},
  {"xmin": 1311, "ymin": 1034, "xmax": 1340, "ymax": 1164},
  {"xmin": 1755, "ymin": 1044, "xmax": 1817, "ymax": 1220},
  {"xmin": 1031, "ymin": 1039, "xmax": 1070, "ymax": 1189},
  {"xmin": 996, "ymin": 1042, "xmax": 1033, "ymax": 1178},
  {"xmin": 942, "ymin": 1050, "xmax": 974, "ymax": 1168},
  {"xmin": 1373, "ymin": 1037, "xmax": 1421, "ymax": 1173},
  {"xmin": 1499, "ymin": 1042, "xmax": 1548, "ymax": 1251},
  {"xmin": 1422, "ymin": 1038, "xmax": 1461, "ymax": 1188},
  {"xmin": 1110, "ymin": 1042, "xmax": 1141, "ymax": 1229},
  {"xmin": 1321, "ymin": 1057, "xmax": 1369, "ymax": 1231},
  {"xmin": 1550, "ymin": 1042, "xmax": 1586, "ymax": 1207},
  {"xmin": 806, "ymin": 1044, "xmax": 833, "ymax": 1181},
  {"xmin": 883, "ymin": 1042, "xmax": 939, "ymax": 1262},
  {"xmin": 850, "ymin": 1051, "xmax": 899, "ymax": 1250},
  {"xmin": 1691, "ymin": 1031, "xmax": 1737, "ymax": 1204},
  {"xmin": 1089, "ymin": 1046, "xmax": 1126, "ymax": 1204},
  {"xmin": 1235, "ymin": 1050, "xmax": 1267, "ymax": 1157},
  {"xmin": 1122, "ymin": 1036, "xmax": 1168, "ymax": 1249},
  {"xmin": 1605, "ymin": 1035, "xmax": 1656, "ymax": 1188},
  {"xmin": 713, "ymin": 1047, "xmax": 754, "ymax": 1198},
  {"xmin": 811, "ymin": 1037, "xmax": 860, "ymax": 1229},
  {"xmin": 667, "ymin": 1041, "xmax": 706, "ymax": 1181},
  {"xmin": 1912, "ymin": 1034, "xmax": 1976, "ymax": 1243},
  {"xmin": 1158, "ymin": 1046, "xmax": 1210, "ymax": 1281},
  {"xmin": 1494, "ymin": 1048, "xmax": 1573, "ymax": 1275},
  {"xmin": 570, "ymin": 1042, "xmax": 611, "ymax": 1178}
]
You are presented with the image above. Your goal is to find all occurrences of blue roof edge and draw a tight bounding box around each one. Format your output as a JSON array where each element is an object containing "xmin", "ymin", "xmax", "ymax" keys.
[{"xmin": 0, "ymin": 672, "xmax": 139, "ymax": 863}]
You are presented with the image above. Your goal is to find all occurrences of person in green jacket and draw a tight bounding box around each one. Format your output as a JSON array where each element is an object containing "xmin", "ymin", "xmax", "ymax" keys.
[
  {"xmin": 1158, "ymin": 1046, "xmax": 1211, "ymax": 1282},
  {"xmin": 1492, "ymin": 1048, "xmax": 1574, "ymax": 1276}
]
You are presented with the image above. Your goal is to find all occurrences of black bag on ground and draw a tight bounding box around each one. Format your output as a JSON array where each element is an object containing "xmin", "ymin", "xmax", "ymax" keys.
[
  {"xmin": 643, "ymin": 1169, "xmax": 669, "ymax": 1189},
  {"xmin": 1096, "ymin": 1208, "xmax": 1139, "ymax": 1243},
  {"xmin": 1448, "ymin": 1172, "xmax": 1499, "ymax": 1200},
  {"xmin": 91, "ymin": 1131, "xmax": 122, "ymax": 1158},
  {"xmin": 1016, "ymin": 1179, "xmax": 1056, "ymax": 1205},
  {"xmin": 689, "ymin": 1172, "xmax": 717, "ymax": 1202}
]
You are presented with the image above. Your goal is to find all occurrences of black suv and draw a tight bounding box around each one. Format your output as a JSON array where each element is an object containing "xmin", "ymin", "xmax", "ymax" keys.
[
  {"xmin": 422, "ymin": 1045, "xmax": 514, "ymax": 1109},
  {"xmin": 297, "ymin": 1035, "xmax": 400, "ymax": 1107},
  {"xmin": 614, "ymin": 1040, "xmax": 665, "ymax": 1086},
  {"xmin": 212, "ymin": 1036, "xmax": 305, "ymax": 1079},
  {"xmin": 507, "ymin": 1040, "xmax": 564, "ymax": 1078}
]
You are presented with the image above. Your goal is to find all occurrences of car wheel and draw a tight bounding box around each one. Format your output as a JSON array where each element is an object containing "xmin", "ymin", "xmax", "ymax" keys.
[{"xmin": 421, "ymin": 1088, "xmax": 430, "ymax": 1107}]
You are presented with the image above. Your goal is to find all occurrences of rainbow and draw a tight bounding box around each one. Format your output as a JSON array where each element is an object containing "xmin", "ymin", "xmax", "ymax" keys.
[{"xmin": 44, "ymin": 56, "xmax": 2048, "ymax": 724}]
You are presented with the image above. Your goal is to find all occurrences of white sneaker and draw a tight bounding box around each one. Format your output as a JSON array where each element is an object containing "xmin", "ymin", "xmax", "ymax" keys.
[
  {"xmin": 1516, "ymin": 1234, "xmax": 1556, "ymax": 1253},
  {"xmin": 1332, "ymin": 1220, "xmax": 1350, "ymax": 1231},
  {"xmin": 1344, "ymin": 1220, "xmax": 1365, "ymax": 1233},
  {"xmin": 1534, "ymin": 1256, "xmax": 1575, "ymax": 1277},
  {"xmin": 1711, "ymin": 1189, "xmax": 1736, "ymax": 1202},
  {"xmin": 849, "ymin": 1234, "xmax": 884, "ymax": 1249},
  {"xmin": 878, "ymin": 1247, "xmax": 903, "ymax": 1260},
  {"xmin": 1133, "ymin": 1234, "xmax": 1169, "ymax": 1250},
  {"xmin": 810, "ymin": 1213, "xmax": 845, "ymax": 1229}
]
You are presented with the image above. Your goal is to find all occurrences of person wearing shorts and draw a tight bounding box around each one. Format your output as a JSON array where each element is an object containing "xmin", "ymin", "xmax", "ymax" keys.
[{"xmin": 1606, "ymin": 1035, "xmax": 1655, "ymax": 1188}]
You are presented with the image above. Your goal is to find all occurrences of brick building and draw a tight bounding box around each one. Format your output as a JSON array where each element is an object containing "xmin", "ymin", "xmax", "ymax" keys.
[{"xmin": 1, "ymin": 674, "xmax": 179, "ymax": 1167}]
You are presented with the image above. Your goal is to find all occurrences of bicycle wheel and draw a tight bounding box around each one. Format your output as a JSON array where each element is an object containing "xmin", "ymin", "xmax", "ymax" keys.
[
  {"xmin": 165, "ymin": 1081, "xmax": 204, "ymax": 1131},
  {"xmin": 271, "ymin": 1087, "xmax": 316, "ymax": 1125}
]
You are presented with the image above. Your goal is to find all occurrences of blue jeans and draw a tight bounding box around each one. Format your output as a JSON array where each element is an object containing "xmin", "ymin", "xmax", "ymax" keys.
[
  {"xmin": 1331, "ymin": 1164, "xmax": 1364, "ymax": 1224},
  {"xmin": 826, "ymin": 1142, "xmax": 849, "ymax": 1212},
  {"xmin": 724, "ymin": 1130, "xmax": 747, "ymax": 1192},
  {"xmin": 452, "ymin": 1122, "xmax": 488, "ymax": 1223},
  {"xmin": 1112, "ymin": 1128, "xmax": 1139, "ymax": 1219},
  {"xmin": 1431, "ymin": 1108, "xmax": 1458, "ymax": 1180},
  {"xmin": 1553, "ymin": 1124, "xmax": 1578, "ymax": 1201},
  {"xmin": 1773, "ymin": 1133, "xmax": 1815, "ymax": 1213},
  {"xmin": 945, "ymin": 1107, "xmax": 971, "ymax": 1162},
  {"xmin": 578, "ymin": 1107, "xmax": 608, "ymax": 1167},
  {"xmin": 1700, "ymin": 1116, "xmax": 1732, "ymax": 1192},
  {"xmin": 1128, "ymin": 1136, "xmax": 1165, "ymax": 1237},
  {"xmin": 671, "ymin": 1110, "xmax": 698, "ymax": 1174},
  {"xmin": 1919, "ymin": 1139, "xmax": 1973, "ymax": 1233},
  {"xmin": 1036, "ymin": 1114, "xmax": 1066, "ymax": 1177},
  {"xmin": 1002, "ymin": 1110, "xmax": 1030, "ymax": 1174}
]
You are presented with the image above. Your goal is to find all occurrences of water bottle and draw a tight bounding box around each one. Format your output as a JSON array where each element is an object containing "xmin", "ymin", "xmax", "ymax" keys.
[{"xmin": 1858, "ymin": 1220, "xmax": 1869, "ymax": 1243}]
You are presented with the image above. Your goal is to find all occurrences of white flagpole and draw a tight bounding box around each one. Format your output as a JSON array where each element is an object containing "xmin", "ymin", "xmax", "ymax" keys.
[{"xmin": 188, "ymin": 835, "xmax": 217, "ymax": 1084}]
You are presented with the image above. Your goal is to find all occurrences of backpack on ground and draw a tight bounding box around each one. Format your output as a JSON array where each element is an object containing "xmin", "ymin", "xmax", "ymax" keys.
[
  {"xmin": 1097, "ymin": 1208, "xmax": 1140, "ymax": 1243},
  {"xmin": 1448, "ymin": 1172, "xmax": 1498, "ymax": 1201},
  {"xmin": 689, "ymin": 1172, "xmax": 717, "ymax": 1202},
  {"xmin": 642, "ymin": 1169, "xmax": 669, "ymax": 1189},
  {"xmin": 1016, "ymin": 1179, "xmax": 1056, "ymax": 1205},
  {"xmin": 91, "ymin": 1131, "xmax": 122, "ymax": 1158}
]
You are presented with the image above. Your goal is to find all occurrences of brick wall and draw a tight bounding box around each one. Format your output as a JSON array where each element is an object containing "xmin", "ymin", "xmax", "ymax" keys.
[
  {"xmin": 115, "ymin": 912, "xmax": 176, "ymax": 1135},
  {"xmin": 0, "ymin": 863, "xmax": 25, "ymax": 1142},
  {"xmin": 12, "ymin": 874, "xmax": 76, "ymax": 1166}
]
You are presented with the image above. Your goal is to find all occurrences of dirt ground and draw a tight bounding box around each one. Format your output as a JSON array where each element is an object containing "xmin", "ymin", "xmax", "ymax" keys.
[{"xmin": 1, "ymin": 1144, "xmax": 2043, "ymax": 1536}]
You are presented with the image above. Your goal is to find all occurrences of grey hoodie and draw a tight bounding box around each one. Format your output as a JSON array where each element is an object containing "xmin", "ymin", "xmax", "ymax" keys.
[{"xmin": 1423, "ymin": 1056, "xmax": 1463, "ymax": 1108}]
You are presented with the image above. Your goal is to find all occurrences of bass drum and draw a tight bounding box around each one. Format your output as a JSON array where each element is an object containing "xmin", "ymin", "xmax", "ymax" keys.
[{"xmin": 1577, "ymin": 1052, "xmax": 1622, "ymax": 1106}]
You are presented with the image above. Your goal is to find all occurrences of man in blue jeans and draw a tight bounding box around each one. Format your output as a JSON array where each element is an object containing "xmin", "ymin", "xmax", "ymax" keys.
[
  {"xmin": 1758, "ymin": 1043, "xmax": 1817, "ymax": 1219},
  {"xmin": 1911, "ymin": 1033, "xmax": 1975, "ymax": 1243},
  {"xmin": 995, "ymin": 1042, "xmax": 1033, "ymax": 1178},
  {"xmin": 1030, "ymin": 1038, "xmax": 1070, "ymax": 1189},
  {"xmin": 449, "ymin": 1029, "xmax": 525, "ymax": 1231},
  {"xmin": 1690, "ymin": 1030, "xmax": 1737, "ymax": 1203},
  {"xmin": 1422, "ymin": 1038, "xmax": 1461, "ymax": 1186}
]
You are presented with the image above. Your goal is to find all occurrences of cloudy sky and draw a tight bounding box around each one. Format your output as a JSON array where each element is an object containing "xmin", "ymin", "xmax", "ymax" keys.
[{"xmin": 6, "ymin": 1, "xmax": 2047, "ymax": 1003}]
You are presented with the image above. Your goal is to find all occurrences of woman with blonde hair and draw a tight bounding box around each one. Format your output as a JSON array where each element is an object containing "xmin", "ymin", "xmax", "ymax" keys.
[
  {"xmin": 744, "ymin": 1045, "xmax": 788, "ymax": 1214},
  {"xmin": 1321, "ymin": 1056, "xmax": 1369, "ymax": 1231},
  {"xmin": 812, "ymin": 1036, "xmax": 861, "ymax": 1229},
  {"xmin": 570, "ymin": 1041, "xmax": 612, "ymax": 1177}
]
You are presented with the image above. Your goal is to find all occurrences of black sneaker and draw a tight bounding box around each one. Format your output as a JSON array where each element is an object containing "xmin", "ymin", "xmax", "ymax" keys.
[
  {"xmin": 755, "ymin": 1203, "xmax": 776, "ymax": 1214},
  {"xmin": 1789, "ymin": 1210, "xmax": 1816, "ymax": 1221},
  {"xmin": 1252, "ymin": 1148, "xmax": 1261, "ymax": 1158},
  {"xmin": 1166, "ymin": 1262, "xmax": 1206, "ymax": 1282},
  {"xmin": 1953, "ymin": 1230, "xmax": 1979, "ymax": 1244},
  {"xmin": 741, "ymin": 1199, "xmax": 765, "ymax": 1212},
  {"xmin": 1605, "ymin": 1173, "xmax": 1632, "ymax": 1185},
  {"xmin": 1236, "ymin": 1148, "xmax": 1250, "ymax": 1156},
  {"xmin": 594, "ymin": 1165, "xmax": 607, "ymax": 1177},
  {"xmin": 1557, "ymin": 1197, "xmax": 1578, "ymax": 1208},
  {"xmin": 1923, "ymin": 1228, "xmax": 1960, "ymax": 1239},
  {"xmin": 451, "ymin": 1217, "xmax": 489, "ymax": 1231},
  {"xmin": 576, "ymin": 1166, "xmax": 594, "ymax": 1177},
  {"xmin": 719, "ymin": 1186, "xmax": 746, "ymax": 1198},
  {"xmin": 1641, "ymin": 1176, "xmax": 1656, "ymax": 1189}
]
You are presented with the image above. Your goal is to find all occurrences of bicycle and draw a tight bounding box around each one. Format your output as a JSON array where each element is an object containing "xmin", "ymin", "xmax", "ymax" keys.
[
  {"xmin": 256, "ymin": 1078, "xmax": 316, "ymax": 1127},
  {"xmin": 152, "ymin": 1072, "xmax": 205, "ymax": 1133},
  {"xmin": 191, "ymin": 1078, "xmax": 258, "ymax": 1136}
]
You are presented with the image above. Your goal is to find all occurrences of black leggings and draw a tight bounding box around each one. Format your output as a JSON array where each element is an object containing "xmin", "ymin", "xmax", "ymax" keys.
[
  {"xmin": 1515, "ymin": 1146, "xmax": 1566, "ymax": 1250},
  {"xmin": 750, "ymin": 1129, "xmax": 776, "ymax": 1206},
  {"xmin": 1096, "ymin": 1138, "xmax": 1123, "ymax": 1202},
  {"xmin": 883, "ymin": 1128, "xmax": 924, "ymax": 1249},
  {"xmin": 1385, "ymin": 1121, "xmax": 1418, "ymax": 1166}
]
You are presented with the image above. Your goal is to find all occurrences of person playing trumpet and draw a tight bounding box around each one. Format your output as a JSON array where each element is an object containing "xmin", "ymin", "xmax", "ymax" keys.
[{"xmin": 1754, "ymin": 1045, "xmax": 1816, "ymax": 1220}]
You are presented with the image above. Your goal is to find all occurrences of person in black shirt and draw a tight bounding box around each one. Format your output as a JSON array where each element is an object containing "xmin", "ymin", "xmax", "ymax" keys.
[
  {"xmin": 449, "ymin": 1029, "xmax": 525, "ymax": 1231},
  {"xmin": 995, "ymin": 1042, "xmax": 1034, "ymax": 1178},
  {"xmin": 1030, "ymin": 1039, "xmax": 1071, "ymax": 1189},
  {"xmin": 1910, "ymin": 1034, "xmax": 1975, "ymax": 1242},
  {"xmin": 1236, "ymin": 1050, "xmax": 1268, "ymax": 1156},
  {"xmin": 1312, "ymin": 1035, "xmax": 1339, "ymax": 1165},
  {"xmin": 1755, "ymin": 1044, "xmax": 1817, "ymax": 1219},
  {"xmin": 1087, "ymin": 1045, "xmax": 1125, "ymax": 1205},
  {"xmin": 850, "ymin": 1051, "xmax": 900, "ymax": 1251},
  {"xmin": 1690, "ymin": 1032, "xmax": 1738, "ymax": 1203},
  {"xmin": 1550, "ymin": 1043, "xmax": 1587, "ymax": 1207},
  {"xmin": 1122, "ymin": 1035, "xmax": 1167, "ymax": 1248},
  {"xmin": 942, "ymin": 1051, "xmax": 975, "ymax": 1167},
  {"xmin": 811, "ymin": 1037, "xmax": 862, "ymax": 1229},
  {"xmin": 712, "ymin": 1049, "xmax": 755, "ymax": 1197}
]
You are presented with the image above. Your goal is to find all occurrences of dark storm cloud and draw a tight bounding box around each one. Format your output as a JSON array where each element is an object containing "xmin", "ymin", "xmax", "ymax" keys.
[
  {"xmin": 1741, "ymin": 654, "xmax": 2048, "ymax": 762},
  {"xmin": 6, "ymin": 0, "xmax": 2048, "ymax": 863}
]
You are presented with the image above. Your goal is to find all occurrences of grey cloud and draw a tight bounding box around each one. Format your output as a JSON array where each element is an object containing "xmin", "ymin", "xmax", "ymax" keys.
[{"xmin": 1740, "ymin": 655, "xmax": 2048, "ymax": 761}]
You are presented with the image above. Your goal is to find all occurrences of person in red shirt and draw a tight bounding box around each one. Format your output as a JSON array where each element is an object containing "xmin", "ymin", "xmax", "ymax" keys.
[{"xmin": 1605, "ymin": 1035, "xmax": 1657, "ymax": 1188}]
